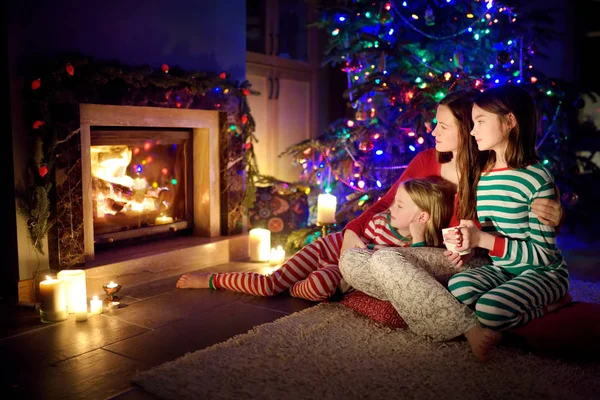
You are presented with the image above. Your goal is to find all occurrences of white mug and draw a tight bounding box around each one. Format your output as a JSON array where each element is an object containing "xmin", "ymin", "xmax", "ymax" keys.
[{"xmin": 442, "ymin": 227, "xmax": 471, "ymax": 255}]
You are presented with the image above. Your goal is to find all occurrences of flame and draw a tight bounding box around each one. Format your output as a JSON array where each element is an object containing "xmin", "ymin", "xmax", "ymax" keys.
[{"xmin": 91, "ymin": 145, "xmax": 163, "ymax": 217}]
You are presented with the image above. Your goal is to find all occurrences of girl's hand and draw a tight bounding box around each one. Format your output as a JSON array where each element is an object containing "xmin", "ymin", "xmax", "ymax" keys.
[
  {"xmin": 444, "ymin": 250, "xmax": 473, "ymax": 269},
  {"xmin": 531, "ymin": 198, "xmax": 562, "ymax": 227},
  {"xmin": 340, "ymin": 230, "xmax": 367, "ymax": 255},
  {"xmin": 409, "ymin": 219, "xmax": 427, "ymax": 244},
  {"xmin": 455, "ymin": 220, "xmax": 481, "ymax": 252}
]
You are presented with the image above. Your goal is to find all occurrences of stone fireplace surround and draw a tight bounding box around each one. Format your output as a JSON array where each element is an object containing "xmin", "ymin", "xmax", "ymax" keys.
[{"xmin": 55, "ymin": 104, "xmax": 249, "ymax": 296}]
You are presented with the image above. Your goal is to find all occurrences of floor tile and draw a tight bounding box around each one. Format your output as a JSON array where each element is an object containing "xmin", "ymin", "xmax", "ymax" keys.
[
  {"xmin": 111, "ymin": 387, "xmax": 159, "ymax": 400},
  {"xmin": 241, "ymin": 293, "xmax": 315, "ymax": 314},
  {"xmin": 7, "ymin": 348, "xmax": 148, "ymax": 400},
  {"xmin": 106, "ymin": 287, "xmax": 251, "ymax": 329},
  {"xmin": 0, "ymin": 313, "xmax": 149, "ymax": 371},
  {"xmin": 104, "ymin": 302, "xmax": 285, "ymax": 366}
]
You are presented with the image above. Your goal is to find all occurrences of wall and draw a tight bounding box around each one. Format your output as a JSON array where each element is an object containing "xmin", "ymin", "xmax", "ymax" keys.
[{"xmin": 8, "ymin": 0, "xmax": 246, "ymax": 282}]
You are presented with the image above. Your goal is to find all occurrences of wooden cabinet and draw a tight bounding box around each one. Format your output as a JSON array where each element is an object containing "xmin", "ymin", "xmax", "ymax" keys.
[
  {"xmin": 246, "ymin": 0, "xmax": 321, "ymax": 183},
  {"xmin": 247, "ymin": 63, "xmax": 314, "ymax": 183}
]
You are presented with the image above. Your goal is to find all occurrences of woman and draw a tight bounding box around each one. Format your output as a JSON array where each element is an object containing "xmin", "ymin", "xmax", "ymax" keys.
[{"xmin": 338, "ymin": 89, "xmax": 563, "ymax": 360}]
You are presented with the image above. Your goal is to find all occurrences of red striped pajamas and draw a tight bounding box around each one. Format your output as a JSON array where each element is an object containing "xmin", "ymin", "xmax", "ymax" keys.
[{"xmin": 213, "ymin": 213, "xmax": 413, "ymax": 301}]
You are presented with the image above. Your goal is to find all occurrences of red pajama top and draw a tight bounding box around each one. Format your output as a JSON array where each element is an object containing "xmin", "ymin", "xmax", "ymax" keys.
[{"xmin": 345, "ymin": 148, "xmax": 462, "ymax": 236}]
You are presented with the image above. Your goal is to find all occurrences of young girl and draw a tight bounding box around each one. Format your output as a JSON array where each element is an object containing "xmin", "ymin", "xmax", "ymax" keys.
[
  {"xmin": 176, "ymin": 177, "xmax": 454, "ymax": 301},
  {"xmin": 447, "ymin": 85, "xmax": 571, "ymax": 360}
]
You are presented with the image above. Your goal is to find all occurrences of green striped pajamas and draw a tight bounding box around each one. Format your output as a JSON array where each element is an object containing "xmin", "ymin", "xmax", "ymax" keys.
[{"xmin": 448, "ymin": 164, "xmax": 569, "ymax": 331}]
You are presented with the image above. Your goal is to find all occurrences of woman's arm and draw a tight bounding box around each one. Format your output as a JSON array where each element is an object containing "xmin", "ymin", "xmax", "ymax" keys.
[
  {"xmin": 531, "ymin": 185, "xmax": 563, "ymax": 229},
  {"xmin": 344, "ymin": 150, "xmax": 430, "ymax": 236}
]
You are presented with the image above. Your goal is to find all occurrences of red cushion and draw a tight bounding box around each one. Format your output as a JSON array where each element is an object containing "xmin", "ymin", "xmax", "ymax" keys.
[
  {"xmin": 507, "ymin": 302, "xmax": 600, "ymax": 360},
  {"xmin": 339, "ymin": 291, "xmax": 407, "ymax": 329}
]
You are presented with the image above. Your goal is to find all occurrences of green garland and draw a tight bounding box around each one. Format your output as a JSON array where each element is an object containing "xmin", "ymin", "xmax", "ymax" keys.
[{"xmin": 19, "ymin": 54, "xmax": 259, "ymax": 254}]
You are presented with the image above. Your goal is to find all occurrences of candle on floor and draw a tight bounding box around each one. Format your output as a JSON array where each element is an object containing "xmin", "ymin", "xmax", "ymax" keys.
[
  {"xmin": 39, "ymin": 276, "xmax": 68, "ymax": 323},
  {"xmin": 57, "ymin": 269, "xmax": 88, "ymax": 321},
  {"xmin": 317, "ymin": 194, "xmax": 337, "ymax": 224},
  {"xmin": 248, "ymin": 228, "xmax": 271, "ymax": 262},
  {"xmin": 269, "ymin": 246, "xmax": 286, "ymax": 266},
  {"xmin": 90, "ymin": 295, "xmax": 103, "ymax": 315}
]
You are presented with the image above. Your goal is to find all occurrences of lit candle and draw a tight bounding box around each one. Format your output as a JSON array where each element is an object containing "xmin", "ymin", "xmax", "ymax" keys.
[
  {"xmin": 248, "ymin": 228, "xmax": 271, "ymax": 262},
  {"xmin": 39, "ymin": 276, "xmax": 67, "ymax": 322},
  {"xmin": 57, "ymin": 269, "xmax": 88, "ymax": 321},
  {"xmin": 106, "ymin": 281, "xmax": 118, "ymax": 288},
  {"xmin": 269, "ymin": 246, "xmax": 286, "ymax": 266},
  {"xmin": 317, "ymin": 194, "xmax": 337, "ymax": 224},
  {"xmin": 90, "ymin": 295, "xmax": 103, "ymax": 315}
]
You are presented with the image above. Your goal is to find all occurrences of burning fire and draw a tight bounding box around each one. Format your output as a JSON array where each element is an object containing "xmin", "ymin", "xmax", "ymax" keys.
[{"xmin": 91, "ymin": 146, "xmax": 171, "ymax": 218}]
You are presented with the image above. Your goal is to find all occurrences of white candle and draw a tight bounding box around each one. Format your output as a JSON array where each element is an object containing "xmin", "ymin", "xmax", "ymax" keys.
[
  {"xmin": 90, "ymin": 295, "xmax": 103, "ymax": 315},
  {"xmin": 269, "ymin": 246, "xmax": 286, "ymax": 266},
  {"xmin": 39, "ymin": 276, "xmax": 67, "ymax": 322},
  {"xmin": 57, "ymin": 270, "xmax": 88, "ymax": 321},
  {"xmin": 248, "ymin": 228, "xmax": 271, "ymax": 262},
  {"xmin": 317, "ymin": 194, "xmax": 337, "ymax": 224}
]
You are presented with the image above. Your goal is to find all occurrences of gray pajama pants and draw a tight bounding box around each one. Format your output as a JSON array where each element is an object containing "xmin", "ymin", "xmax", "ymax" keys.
[{"xmin": 339, "ymin": 247, "xmax": 490, "ymax": 341}]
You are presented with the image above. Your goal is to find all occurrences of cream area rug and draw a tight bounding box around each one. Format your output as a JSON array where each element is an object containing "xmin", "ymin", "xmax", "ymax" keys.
[{"xmin": 134, "ymin": 280, "xmax": 600, "ymax": 400}]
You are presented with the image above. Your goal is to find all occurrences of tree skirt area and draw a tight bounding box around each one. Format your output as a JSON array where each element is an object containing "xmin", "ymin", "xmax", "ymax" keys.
[{"xmin": 134, "ymin": 280, "xmax": 600, "ymax": 400}]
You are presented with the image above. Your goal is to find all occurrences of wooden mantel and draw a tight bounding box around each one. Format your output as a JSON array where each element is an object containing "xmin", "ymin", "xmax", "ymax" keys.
[{"xmin": 79, "ymin": 104, "xmax": 221, "ymax": 262}]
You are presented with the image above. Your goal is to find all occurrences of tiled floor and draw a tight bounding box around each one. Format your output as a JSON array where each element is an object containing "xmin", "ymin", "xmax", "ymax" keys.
[
  {"xmin": 1, "ymin": 262, "xmax": 314, "ymax": 400},
  {"xmin": 2, "ymin": 219, "xmax": 598, "ymax": 400}
]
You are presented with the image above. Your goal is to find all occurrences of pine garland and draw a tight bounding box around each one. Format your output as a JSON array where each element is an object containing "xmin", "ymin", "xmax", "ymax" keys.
[{"xmin": 18, "ymin": 54, "xmax": 259, "ymax": 254}]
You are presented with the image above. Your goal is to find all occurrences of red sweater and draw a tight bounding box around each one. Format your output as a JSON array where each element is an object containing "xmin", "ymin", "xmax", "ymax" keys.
[{"xmin": 345, "ymin": 148, "xmax": 462, "ymax": 236}]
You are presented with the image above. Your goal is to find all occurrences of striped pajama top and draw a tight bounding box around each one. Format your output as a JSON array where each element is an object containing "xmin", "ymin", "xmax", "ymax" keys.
[{"xmin": 477, "ymin": 163, "xmax": 567, "ymax": 275}]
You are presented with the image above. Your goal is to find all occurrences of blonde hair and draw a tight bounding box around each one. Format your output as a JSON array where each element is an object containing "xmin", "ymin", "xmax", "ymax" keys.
[{"xmin": 403, "ymin": 177, "xmax": 455, "ymax": 247}]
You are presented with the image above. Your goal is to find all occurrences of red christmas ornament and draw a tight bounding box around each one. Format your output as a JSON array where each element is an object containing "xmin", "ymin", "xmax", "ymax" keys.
[
  {"xmin": 241, "ymin": 115, "xmax": 248, "ymax": 125},
  {"xmin": 31, "ymin": 79, "xmax": 41, "ymax": 90},
  {"xmin": 38, "ymin": 165, "xmax": 48, "ymax": 178},
  {"xmin": 219, "ymin": 72, "xmax": 227, "ymax": 79},
  {"xmin": 244, "ymin": 143, "xmax": 252, "ymax": 150},
  {"xmin": 66, "ymin": 63, "xmax": 75, "ymax": 76},
  {"xmin": 33, "ymin": 120, "xmax": 45, "ymax": 129},
  {"xmin": 162, "ymin": 64, "xmax": 169, "ymax": 73},
  {"xmin": 242, "ymin": 88, "xmax": 250, "ymax": 96}
]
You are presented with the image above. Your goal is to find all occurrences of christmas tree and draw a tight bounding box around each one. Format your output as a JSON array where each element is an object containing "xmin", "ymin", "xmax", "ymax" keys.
[{"xmin": 280, "ymin": 0, "xmax": 581, "ymax": 235}]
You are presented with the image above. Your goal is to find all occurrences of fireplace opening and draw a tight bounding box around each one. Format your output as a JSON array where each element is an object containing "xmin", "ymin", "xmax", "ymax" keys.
[{"xmin": 90, "ymin": 127, "xmax": 193, "ymax": 245}]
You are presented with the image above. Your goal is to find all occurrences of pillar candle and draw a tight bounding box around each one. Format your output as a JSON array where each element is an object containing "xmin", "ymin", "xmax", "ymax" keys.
[
  {"xmin": 90, "ymin": 295, "xmax": 103, "ymax": 315},
  {"xmin": 39, "ymin": 276, "xmax": 67, "ymax": 322},
  {"xmin": 269, "ymin": 246, "xmax": 286, "ymax": 266},
  {"xmin": 248, "ymin": 228, "xmax": 271, "ymax": 262},
  {"xmin": 57, "ymin": 270, "xmax": 88, "ymax": 321},
  {"xmin": 317, "ymin": 194, "xmax": 337, "ymax": 224}
]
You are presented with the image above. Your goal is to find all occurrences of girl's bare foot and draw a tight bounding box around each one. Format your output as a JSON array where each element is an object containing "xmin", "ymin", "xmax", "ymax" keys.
[
  {"xmin": 464, "ymin": 325, "xmax": 502, "ymax": 362},
  {"xmin": 176, "ymin": 272, "xmax": 212, "ymax": 289},
  {"xmin": 544, "ymin": 293, "xmax": 573, "ymax": 314}
]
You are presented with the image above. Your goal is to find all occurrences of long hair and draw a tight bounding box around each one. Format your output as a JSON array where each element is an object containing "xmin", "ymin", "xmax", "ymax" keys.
[
  {"xmin": 437, "ymin": 89, "xmax": 488, "ymax": 220},
  {"xmin": 403, "ymin": 177, "xmax": 455, "ymax": 247},
  {"xmin": 474, "ymin": 84, "xmax": 539, "ymax": 170}
]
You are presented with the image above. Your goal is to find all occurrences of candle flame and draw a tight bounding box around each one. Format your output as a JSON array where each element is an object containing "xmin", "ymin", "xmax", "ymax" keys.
[
  {"xmin": 107, "ymin": 281, "xmax": 118, "ymax": 288},
  {"xmin": 45, "ymin": 275, "xmax": 52, "ymax": 281},
  {"xmin": 93, "ymin": 295, "xmax": 99, "ymax": 300}
]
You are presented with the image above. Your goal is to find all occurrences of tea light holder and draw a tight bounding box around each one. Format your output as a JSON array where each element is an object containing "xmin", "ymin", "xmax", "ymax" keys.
[{"xmin": 102, "ymin": 281, "xmax": 122, "ymax": 302}]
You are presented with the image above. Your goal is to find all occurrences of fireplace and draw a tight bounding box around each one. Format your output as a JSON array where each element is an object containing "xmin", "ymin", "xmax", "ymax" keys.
[
  {"xmin": 78, "ymin": 104, "xmax": 228, "ymax": 262},
  {"xmin": 90, "ymin": 128, "xmax": 193, "ymax": 244}
]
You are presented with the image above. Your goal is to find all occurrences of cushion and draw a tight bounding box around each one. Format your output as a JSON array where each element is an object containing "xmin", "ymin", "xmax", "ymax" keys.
[
  {"xmin": 339, "ymin": 291, "xmax": 407, "ymax": 329},
  {"xmin": 506, "ymin": 301, "xmax": 600, "ymax": 360},
  {"xmin": 249, "ymin": 186, "xmax": 309, "ymax": 245}
]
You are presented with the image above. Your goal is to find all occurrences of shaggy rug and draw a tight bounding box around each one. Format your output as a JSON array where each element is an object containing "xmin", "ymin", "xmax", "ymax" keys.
[{"xmin": 134, "ymin": 280, "xmax": 600, "ymax": 400}]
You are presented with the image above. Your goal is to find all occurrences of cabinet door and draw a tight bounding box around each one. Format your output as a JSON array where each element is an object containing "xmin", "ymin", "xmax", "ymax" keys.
[
  {"xmin": 272, "ymin": 68, "xmax": 312, "ymax": 183},
  {"xmin": 246, "ymin": 64, "xmax": 276, "ymax": 177},
  {"xmin": 246, "ymin": 0, "xmax": 275, "ymax": 56}
]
